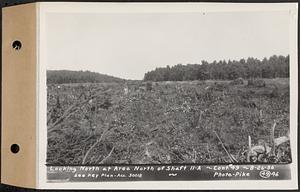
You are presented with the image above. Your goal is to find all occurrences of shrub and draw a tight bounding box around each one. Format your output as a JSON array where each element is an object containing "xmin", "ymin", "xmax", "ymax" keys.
[
  {"xmin": 270, "ymin": 85, "xmax": 279, "ymax": 98},
  {"xmin": 146, "ymin": 81, "xmax": 153, "ymax": 91},
  {"xmin": 230, "ymin": 78, "xmax": 244, "ymax": 85},
  {"xmin": 248, "ymin": 79, "xmax": 266, "ymax": 87}
]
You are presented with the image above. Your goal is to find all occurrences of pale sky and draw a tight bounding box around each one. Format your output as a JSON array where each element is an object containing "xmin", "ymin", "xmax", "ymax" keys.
[{"xmin": 45, "ymin": 11, "xmax": 290, "ymax": 80}]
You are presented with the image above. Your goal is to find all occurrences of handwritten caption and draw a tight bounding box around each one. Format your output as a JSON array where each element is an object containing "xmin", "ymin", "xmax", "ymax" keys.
[{"xmin": 47, "ymin": 164, "xmax": 290, "ymax": 182}]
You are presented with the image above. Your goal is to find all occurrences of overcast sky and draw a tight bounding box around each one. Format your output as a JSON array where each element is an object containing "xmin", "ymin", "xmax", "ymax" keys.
[{"xmin": 45, "ymin": 11, "xmax": 290, "ymax": 80}]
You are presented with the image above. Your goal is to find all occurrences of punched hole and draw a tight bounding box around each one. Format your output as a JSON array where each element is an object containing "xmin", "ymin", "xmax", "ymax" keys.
[
  {"xmin": 10, "ymin": 144, "xmax": 20, "ymax": 154},
  {"xmin": 12, "ymin": 40, "xmax": 22, "ymax": 50}
]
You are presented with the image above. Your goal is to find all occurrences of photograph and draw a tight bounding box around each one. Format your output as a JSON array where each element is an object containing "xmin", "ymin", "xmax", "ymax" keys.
[
  {"xmin": 1, "ymin": 2, "xmax": 297, "ymax": 190},
  {"xmin": 45, "ymin": 6, "xmax": 292, "ymax": 166}
]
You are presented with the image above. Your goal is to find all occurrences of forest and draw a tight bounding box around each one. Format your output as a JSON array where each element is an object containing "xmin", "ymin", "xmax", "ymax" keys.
[
  {"xmin": 47, "ymin": 55, "xmax": 289, "ymax": 85},
  {"xmin": 144, "ymin": 55, "xmax": 289, "ymax": 81},
  {"xmin": 47, "ymin": 70, "xmax": 124, "ymax": 84}
]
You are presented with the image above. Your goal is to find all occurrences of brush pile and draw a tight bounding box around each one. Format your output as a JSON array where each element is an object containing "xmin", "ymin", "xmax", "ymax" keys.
[{"xmin": 47, "ymin": 78, "xmax": 291, "ymax": 164}]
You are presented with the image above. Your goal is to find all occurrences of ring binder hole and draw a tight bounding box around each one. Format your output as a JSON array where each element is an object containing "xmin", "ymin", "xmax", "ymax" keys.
[
  {"xmin": 10, "ymin": 144, "xmax": 20, "ymax": 154},
  {"xmin": 12, "ymin": 40, "xmax": 22, "ymax": 50}
]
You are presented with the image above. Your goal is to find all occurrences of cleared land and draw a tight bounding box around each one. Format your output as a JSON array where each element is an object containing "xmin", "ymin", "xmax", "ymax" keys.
[{"xmin": 47, "ymin": 78, "xmax": 290, "ymax": 165}]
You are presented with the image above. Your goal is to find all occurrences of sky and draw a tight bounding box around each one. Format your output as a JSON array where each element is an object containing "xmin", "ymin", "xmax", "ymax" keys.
[{"xmin": 45, "ymin": 11, "xmax": 290, "ymax": 80}]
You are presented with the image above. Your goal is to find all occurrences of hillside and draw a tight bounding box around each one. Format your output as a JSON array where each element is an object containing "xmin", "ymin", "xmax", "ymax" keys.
[{"xmin": 47, "ymin": 70, "xmax": 125, "ymax": 84}]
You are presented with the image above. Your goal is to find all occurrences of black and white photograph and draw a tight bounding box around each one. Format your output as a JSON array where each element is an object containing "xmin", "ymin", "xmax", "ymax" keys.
[{"xmin": 38, "ymin": 2, "xmax": 298, "ymax": 188}]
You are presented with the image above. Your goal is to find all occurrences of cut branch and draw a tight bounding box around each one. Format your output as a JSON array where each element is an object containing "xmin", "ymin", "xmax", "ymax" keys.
[
  {"xmin": 270, "ymin": 121, "xmax": 277, "ymax": 155},
  {"xmin": 48, "ymin": 88, "xmax": 111, "ymax": 134},
  {"xmin": 99, "ymin": 146, "xmax": 115, "ymax": 164},
  {"xmin": 247, "ymin": 135, "xmax": 252, "ymax": 162},
  {"xmin": 82, "ymin": 130, "xmax": 107, "ymax": 164},
  {"xmin": 213, "ymin": 130, "xmax": 238, "ymax": 163}
]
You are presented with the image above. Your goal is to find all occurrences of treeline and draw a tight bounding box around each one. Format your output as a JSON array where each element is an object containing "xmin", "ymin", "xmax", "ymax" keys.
[
  {"xmin": 47, "ymin": 70, "xmax": 124, "ymax": 84},
  {"xmin": 144, "ymin": 55, "xmax": 289, "ymax": 81}
]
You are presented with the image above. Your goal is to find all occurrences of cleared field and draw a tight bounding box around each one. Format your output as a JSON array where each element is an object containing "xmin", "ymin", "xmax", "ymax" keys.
[{"xmin": 47, "ymin": 78, "xmax": 290, "ymax": 165}]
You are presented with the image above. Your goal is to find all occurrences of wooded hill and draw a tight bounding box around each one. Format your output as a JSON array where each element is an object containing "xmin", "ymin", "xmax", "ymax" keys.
[
  {"xmin": 47, "ymin": 70, "xmax": 125, "ymax": 84},
  {"xmin": 144, "ymin": 55, "xmax": 289, "ymax": 81}
]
